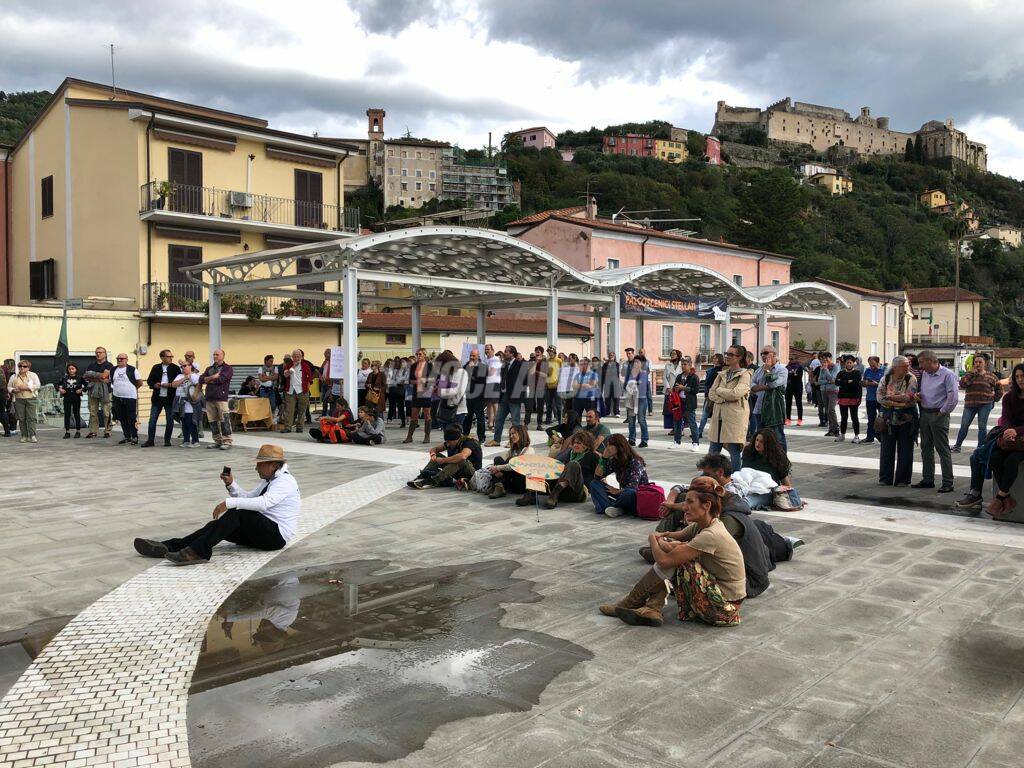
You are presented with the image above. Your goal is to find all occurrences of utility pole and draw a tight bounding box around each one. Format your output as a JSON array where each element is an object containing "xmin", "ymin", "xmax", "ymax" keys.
[{"xmin": 953, "ymin": 240, "xmax": 960, "ymax": 345}]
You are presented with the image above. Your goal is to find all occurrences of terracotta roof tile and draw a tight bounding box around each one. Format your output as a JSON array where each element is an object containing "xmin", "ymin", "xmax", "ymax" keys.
[
  {"xmin": 905, "ymin": 287, "xmax": 985, "ymax": 303},
  {"xmin": 506, "ymin": 206, "xmax": 586, "ymax": 226},
  {"xmin": 359, "ymin": 312, "xmax": 591, "ymax": 336},
  {"xmin": 814, "ymin": 278, "xmax": 903, "ymax": 301}
]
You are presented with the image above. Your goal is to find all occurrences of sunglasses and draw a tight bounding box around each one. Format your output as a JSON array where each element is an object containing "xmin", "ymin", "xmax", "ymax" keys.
[
  {"xmin": 725, "ymin": 352, "xmax": 739, "ymax": 357},
  {"xmin": 18, "ymin": 363, "xmax": 29, "ymax": 368}
]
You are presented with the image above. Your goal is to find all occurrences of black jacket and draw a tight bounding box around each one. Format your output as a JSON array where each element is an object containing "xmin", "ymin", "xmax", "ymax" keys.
[
  {"xmin": 147, "ymin": 363, "xmax": 182, "ymax": 404},
  {"xmin": 500, "ymin": 358, "xmax": 529, "ymax": 404},
  {"xmin": 464, "ymin": 360, "xmax": 489, "ymax": 401}
]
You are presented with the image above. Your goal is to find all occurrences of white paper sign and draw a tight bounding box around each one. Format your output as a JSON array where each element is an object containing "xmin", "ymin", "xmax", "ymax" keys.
[
  {"xmin": 460, "ymin": 342, "xmax": 487, "ymax": 365},
  {"xmin": 557, "ymin": 365, "xmax": 575, "ymax": 393},
  {"xmin": 329, "ymin": 346, "xmax": 346, "ymax": 380}
]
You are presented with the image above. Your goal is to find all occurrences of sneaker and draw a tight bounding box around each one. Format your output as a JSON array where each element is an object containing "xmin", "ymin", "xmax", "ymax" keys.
[
  {"xmin": 181, "ymin": 442, "xmax": 191, "ymax": 448},
  {"xmin": 63, "ymin": 432, "xmax": 71, "ymax": 439},
  {"xmin": 74, "ymin": 432, "xmax": 80, "ymax": 438},
  {"xmin": 130, "ymin": 438, "xmax": 138, "ymax": 445},
  {"xmin": 85, "ymin": 432, "xmax": 97, "ymax": 439},
  {"xmin": 19, "ymin": 437, "xmax": 27, "ymax": 443},
  {"xmin": 852, "ymin": 437, "xmax": 861, "ymax": 444},
  {"xmin": 951, "ymin": 445, "xmax": 962, "ymax": 453},
  {"xmin": 666, "ymin": 443, "xmax": 678, "ymax": 450},
  {"xmin": 118, "ymin": 438, "xmax": 129, "ymax": 445},
  {"xmin": 219, "ymin": 444, "xmax": 231, "ymax": 450},
  {"xmin": 628, "ymin": 439, "xmax": 636, "ymax": 446},
  {"xmin": 604, "ymin": 505, "xmax": 624, "ymax": 518},
  {"xmin": 690, "ymin": 443, "xmax": 701, "ymax": 452},
  {"xmin": 29, "ymin": 437, "xmax": 37, "ymax": 443},
  {"xmin": 207, "ymin": 443, "xmax": 220, "ymax": 449},
  {"xmin": 955, "ymin": 492, "xmax": 983, "ymax": 509},
  {"xmin": 797, "ymin": 419, "xmax": 804, "ymax": 426},
  {"xmin": 453, "ymin": 478, "xmax": 469, "ymax": 491},
  {"xmin": 638, "ymin": 441, "xmax": 649, "ymax": 448},
  {"xmin": 411, "ymin": 478, "xmax": 435, "ymax": 490},
  {"xmin": 784, "ymin": 419, "xmax": 792, "ymax": 426},
  {"xmin": 785, "ymin": 536, "xmax": 805, "ymax": 549},
  {"xmin": 190, "ymin": 442, "xmax": 200, "ymax": 448},
  {"xmin": 834, "ymin": 435, "xmax": 845, "ymax": 442},
  {"xmin": 860, "ymin": 439, "xmax": 875, "ymax": 445}
]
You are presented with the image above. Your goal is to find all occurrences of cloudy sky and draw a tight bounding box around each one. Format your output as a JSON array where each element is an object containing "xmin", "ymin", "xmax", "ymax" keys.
[{"xmin": 4, "ymin": 0, "xmax": 1024, "ymax": 177}]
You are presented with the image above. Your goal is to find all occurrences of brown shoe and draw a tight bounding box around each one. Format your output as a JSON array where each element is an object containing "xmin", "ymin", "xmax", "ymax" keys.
[
  {"xmin": 488, "ymin": 482, "xmax": 506, "ymax": 499},
  {"xmin": 638, "ymin": 546, "xmax": 655, "ymax": 564},
  {"xmin": 615, "ymin": 605, "xmax": 665, "ymax": 627},
  {"xmin": 164, "ymin": 546, "xmax": 209, "ymax": 566},
  {"xmin": 598, "ymin": 569, "xmax": 664, "ymax": 616},
  {"xmin": 134, "ymin": 538, "xmax": 168, "ymax": 558},
  {"xmin": 988, "ymin": 494, "xmax": 1011, "ymax": 518}
]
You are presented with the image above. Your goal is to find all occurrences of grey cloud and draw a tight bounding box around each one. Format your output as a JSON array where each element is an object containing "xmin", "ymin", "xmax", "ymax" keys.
[
  {"xmin": 349, "ymin": 0, "xmax": 443, "ymax": 34},
  {"xmin": 474, "ymin": 0, "xmax": 1024, "ymax": 129}
]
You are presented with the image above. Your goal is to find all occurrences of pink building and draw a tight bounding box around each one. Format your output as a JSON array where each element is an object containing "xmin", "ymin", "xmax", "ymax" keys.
[
  {"xmin": 508, "ymin": 126, "xmax": 556, "ymax": 151},
  {"xmin": 507, "ymin": 201, "xmax": 793, "ymax": 364},
  {"xmin": 706, "ymin": 135, "xmax": 722, "ymax": 166},
  {"xmin": 602, "ymin": 134, "xmax": 656, "ymax": 158}
]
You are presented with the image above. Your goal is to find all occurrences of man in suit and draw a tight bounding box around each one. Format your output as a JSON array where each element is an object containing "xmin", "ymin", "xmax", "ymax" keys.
[
  {"xmin": 143, "ymin": 349, "xmax": 182, "ymax": 447},
  {"xmin": 489, "ymin": 345, "xmax": 529, "ymax": 447}
]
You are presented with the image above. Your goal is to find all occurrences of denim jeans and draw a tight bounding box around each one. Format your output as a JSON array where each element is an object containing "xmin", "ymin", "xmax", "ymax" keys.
[
  {"xmin": 746, "ymin": 491, "xmax": 773, "ymax": 510},
  {"xmin": 147, "ymin": 399, "xmax": 174, "ymax": 444},
  {"xmin": 588, "ymin": 480, "xmax": 638, "ymax": 515},
  {"xmin": 674, "ymin": 410, "xmax": 699, "ymax": 444},
  {"xmin": 627, "ymin": 399, "xmax": 649, "ymax": 442},
  {"xmin": 698, "ymin": 406, "xmax": 710, "ymax": 440},
  {"xmin": 181, "ymin": 411, "xmax": 199, "ymax": 444},
  {"xmin": 955, "ymin": 402, "xmax": 994, "ymax": 449},
  {"xmin": 865, "ymin": 399, "xmax": 879, "ymax": 442},
  {"xmin": 493, "ymin": 401, "xmax": 522, "ymax": 443},
  {"xmin": 750, "ymin": 412, "xmax": 787, "ymax": 450},
  {"xmin": 709, "ymin": 441, "xmax": 743, "ymax": 470}
]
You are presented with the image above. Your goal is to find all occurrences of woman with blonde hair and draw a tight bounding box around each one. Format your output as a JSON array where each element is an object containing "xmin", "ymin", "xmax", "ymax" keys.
[
  {"xmin": 466, "ymin": 424, "xmax": 533, "ymax": 499},
  {"xmin": 599, "ymin": 476, "xmax": 746, "ymax": 627}
]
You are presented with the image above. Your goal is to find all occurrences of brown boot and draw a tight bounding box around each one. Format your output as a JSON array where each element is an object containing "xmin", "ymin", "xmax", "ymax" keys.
[
  {"xmin": 638, "ymin": 546, "xmax": 654, "ymax": 564},
  {"xmin": 616, "ymin": 577, "xmax": 669, "ymax": 627},
  {"xmin": 403, "ymin": 421, "xmax": 418, "ymax": 444},
  {"xmin": 422, "ymin": 422, "xmax": 432, "ymax": 444},
  {"xmin": 598, "ymin": 569, "xmax": 664, "ymax": 617}
]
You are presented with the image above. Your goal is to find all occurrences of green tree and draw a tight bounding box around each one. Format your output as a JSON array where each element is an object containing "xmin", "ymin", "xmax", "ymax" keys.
[
  {"xmin": 913, "ymin": 134, "xmax": 924, "ymax": 163},
  {"xmin": 904, "ymin": 138, "xmax": 914, "ymax": 162},
  {"xmin": 686, "ymin": 130, "xmax": 706, "ymax": 159},
  {"xmin": 732, "ymin": 168, "xmax": 809, "ymax": 254}
]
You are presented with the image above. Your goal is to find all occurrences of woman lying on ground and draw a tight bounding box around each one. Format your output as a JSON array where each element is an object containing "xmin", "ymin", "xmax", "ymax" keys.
[
  {"xmin": 740, "ymin": 428, "xmax": 801, "ymax": 510},
  {"xmin": 599, "ymin": 476, "xmax": 746, "ymax": 627},
  {"xmin": 522, "ymin": 429, "xmax": 601, "ymax": 509},
  {"xmin": 588, "ymin": 433, "xmax": 649, "ymax": 518},
  {"xmin": 347, "ymin": 406, "xmax": 386, "ymax": 445},
  {"xmin": 309, "ymin": 396, "xmax": 355, "ymax": 443},
  {"xmin": 464, "ymin": 424, "xmax": 533, "ymax": 499},
  {"xmin": 546, "ymin": 409, "xmax": 581, "ymax": 457}
]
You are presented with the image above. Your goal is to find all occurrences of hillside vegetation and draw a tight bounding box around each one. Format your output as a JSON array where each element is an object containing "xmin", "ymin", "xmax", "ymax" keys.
[
  {"xmin": 503, "ymin": 142, "xmax": 1024, "ymax": 345},
  {"xmin": 0, "ymin": 90, "xmax": 50, "ymax": 145}
]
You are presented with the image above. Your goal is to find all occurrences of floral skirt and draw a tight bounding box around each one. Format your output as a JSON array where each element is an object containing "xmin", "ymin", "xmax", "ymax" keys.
[{"xmin": 674, "ymin": 561, "xmax": 742, "ymax": 626}]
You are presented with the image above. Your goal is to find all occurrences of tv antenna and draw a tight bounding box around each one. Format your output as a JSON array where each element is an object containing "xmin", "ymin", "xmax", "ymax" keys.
[{"xmin": 108, "ymin": 43, "xmax": 117, "ymax": 98}]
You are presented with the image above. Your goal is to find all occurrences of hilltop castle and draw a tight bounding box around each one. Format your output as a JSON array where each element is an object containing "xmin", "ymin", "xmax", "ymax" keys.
[{"xmin": 713, "ymin": 98, "xmax": 987, "ymax": 172}]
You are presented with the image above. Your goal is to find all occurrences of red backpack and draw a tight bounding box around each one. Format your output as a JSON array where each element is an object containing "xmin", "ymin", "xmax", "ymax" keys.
[{"xmin": 636, "ymin": 482, "xmax": 667, "ymax": 520}]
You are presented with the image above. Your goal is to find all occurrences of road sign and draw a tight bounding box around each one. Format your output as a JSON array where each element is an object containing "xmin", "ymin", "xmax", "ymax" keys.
[{"xmin": 64, "ymin": 298, "xmax": 84, "ymax": 310}]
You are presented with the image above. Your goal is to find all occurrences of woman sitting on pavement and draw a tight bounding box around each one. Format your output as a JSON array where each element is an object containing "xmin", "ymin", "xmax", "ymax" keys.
[
  {"xmin": 588, "ymin": 433, "xmax": 649, "ymax": 518},
  {"xmin": 599, "ymin": 476, "xmax": 746, "ymax": 627},
  {"xmin": 546, "ymin": 408, "xmax": 581, "ymax": 457},
  {"xmin": 957, "ymin": 364, "xmax": 1024, "ymax": 516},
  {"xmin": 309, "ymin": 396, "xmax": 355, "ymax": 443},
  {"xmin": 740, "ymin": 428, "xmax": 801, "ymax": 510},
  {"xmin": 532, "ymin": 429, "xmax": 602, "ymax": 509},
  {"xmin": 877, "ymin": 355, "xmax": 919, "ymax": 487},
  {"xmin": 471, "ymin": 424, "xmax": 533, "ymax": 499},
  {"xmin": 347, "ymin": 406, "xmax": 386, "ymax": 445}
]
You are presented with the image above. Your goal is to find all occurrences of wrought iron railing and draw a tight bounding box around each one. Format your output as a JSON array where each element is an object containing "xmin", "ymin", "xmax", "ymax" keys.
[
  {"xmin": 139, "ymin": 182, "xmax": 360, "ymax": 233},
  {"xmin": 142, "ymin": 282, "xmax": 343, "ymax": 320}
]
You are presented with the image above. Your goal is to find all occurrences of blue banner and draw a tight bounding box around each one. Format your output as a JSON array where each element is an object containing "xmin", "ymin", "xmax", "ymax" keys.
[{"xmin": 620, "ymin": 289, "xmax": 728, "ymax": 320}]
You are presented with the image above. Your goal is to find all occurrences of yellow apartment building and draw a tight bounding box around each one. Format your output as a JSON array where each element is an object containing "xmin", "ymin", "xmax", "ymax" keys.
[
  {"xmin": 6, "ymin": 78, "xmax": 367, "ymax": 379},
  {"xmin": 653, "ymin": 139, "xmax": 688, "ymax": 163},
  {"xmin": 809, "ymin": 172, "xmax": 853, "ymax": 196}
]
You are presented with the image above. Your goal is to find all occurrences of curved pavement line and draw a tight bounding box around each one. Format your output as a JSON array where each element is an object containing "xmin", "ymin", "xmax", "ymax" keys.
[{"xmin": 0, "ymin": 463, "xmax": 420, "ymax": 768}]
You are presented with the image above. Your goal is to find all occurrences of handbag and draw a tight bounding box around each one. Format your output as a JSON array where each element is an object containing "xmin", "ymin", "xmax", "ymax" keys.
[
  {"xmin": 366, "ymin": 388, "xmax": 383, "ymax": 407},
  {"xmin": 873, "ymin": 411, "xmax": 890, "ymax": 436},
  {"xmin": 772, "ymin": 487, "xmax": 805, "ymax": 511},
  {"xmin": 636, "ymin": 482, "xmax": 667, "ymax": 520}
]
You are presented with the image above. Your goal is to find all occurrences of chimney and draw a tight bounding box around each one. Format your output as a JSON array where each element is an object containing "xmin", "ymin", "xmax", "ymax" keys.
[{"xmin": 585, "ymin": 196, "xmax": 598, "ymax": 220}]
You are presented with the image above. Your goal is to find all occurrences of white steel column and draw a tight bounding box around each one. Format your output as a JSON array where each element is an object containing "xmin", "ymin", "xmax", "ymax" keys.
[
  {"xmin": 411, "ymin": 301, "xmax": 422, "ymax": 351},
  {"xmin": 635, "ymin": 318, "xmax": 644, "ymax": 351},
  {"xmin": 546, "ymin": 288, "xmax": 558, "ymax": 349},
  {"xmin": 208, "ymin": 289, "xmax": 222, "ymax": 361},
  {"xmin": 342, "ymin": 267, "xmax": 359, "ymax": 408},
  {"xmin": 609, "ymin": 294, "xmax": 621, "ymax": 358},
  {"xmin": 827, "ymin": 315, "xmax": 838, "ymax": 354},
  {"xmin": 593, "ymin": 311, "xmax": 603, "ymax": 357},
  {"xmin": 758, "ymin": 309, "xmax": 769, "ymax": 350},
  {"xmin": 719, "ymin": 310, "xmax": 731, "ymax": 352},
  {"xmin": 476, "ymin": 306, "xmax": 486, "ymax": 344}
]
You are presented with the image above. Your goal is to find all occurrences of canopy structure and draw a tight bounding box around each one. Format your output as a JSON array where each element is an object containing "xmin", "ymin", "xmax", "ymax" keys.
[{"xmin": 181, "ymin": 226, "xmax": 847, "ymax": 405}]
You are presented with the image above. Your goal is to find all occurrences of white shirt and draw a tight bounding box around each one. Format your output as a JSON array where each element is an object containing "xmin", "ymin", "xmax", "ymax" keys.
[
  {"xmin": 159, "ymin": 364, "xmax": 171, "ymax": 397},
  {"xmin": 486, "ymin": 355, "xmax": 502, "ymax": 384},
  {"xmin": 173, "ymin": 373, "xmax": 201, "ymax": 413},
  {"xmin": 111, "ymin": 366, "xmax": 142, "ymax": 399},
  {"xmin": 225, "ymin": 464, "xmax": 301, "ymax": 542},
  {"xmin": 288, "ymin": 365, "xmax": 303, "ymax": 394},
  {"xmin": 357, "ymin": 368, "xmax": 370, "ymax": 388}
]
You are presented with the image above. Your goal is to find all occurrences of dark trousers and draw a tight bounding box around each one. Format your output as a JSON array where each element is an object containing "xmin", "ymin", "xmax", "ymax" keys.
[
  {"xmin": 785, "ymin": 387, "xmax": 803, "ymax": 420},
  {"xmin": 544, "ymin": 388, "xmax": 561, "ymax": 423},
  {"xmin": 163, "ymin": 508, "xmax": 285, "ymax": 560},
  {"xmin": 114, "ymin": 397, "xmax": 138, "ymax": 440},
  {"xmin": 63, "ymin": 395, "xmax": 82, "ymax": 431},
  {"xmin": 148, "ymin": 399, "xmax": 174, "ymax": 444},
  {"xmin": 524, "ymin": 396, "xmax": 545, "ymax": 429},
  {"xmin": 606, "ymin": 395, "xmax": 620, "ymax": 416},
  {"xmin": 813, "ymin": 386, "xmax": 826, "ymax": 425},
  {"xmin": 351, "ymin": 432, "xmax": 383, "ymax": 445},
  {"xmin": 865, "ymin": 400, "xmax": 879, "ymax": 442},
  {"xmin": 879, "ymin": 421, "xmax": 914, "ymax": 485},
  {"xmin": 990, "ymin": 447, "xmax": 1024, "ymax": 493},
  {"xmin": 387, "ymin": 388, "xmax": 405, "ymax": 423},
  {"xmin": 840, "ymin": 404, "xmax": 860, "ymax": 436},
  {"xmin": 463, "ymin": 397, "xmax": 486, "ymax": 442},
  {"xmin": 0, "ymin": 395, "xmax": 11, "ymax": 435},
  {"xmin": 181, "ymin": 411, "xmax": 199, "ymax": 444}
]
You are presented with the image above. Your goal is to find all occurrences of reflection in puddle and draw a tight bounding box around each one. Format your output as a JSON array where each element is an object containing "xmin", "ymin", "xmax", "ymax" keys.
[{"xmin": 188, "ymin": 559, "xmax": 591, "ymax": 767}]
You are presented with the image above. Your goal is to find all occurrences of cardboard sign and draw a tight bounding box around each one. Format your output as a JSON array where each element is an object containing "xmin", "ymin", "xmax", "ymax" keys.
[
  {"xmin": 329, "ymin": 346, "xmax": 346, "ymax": 380},
  {"xmin": 525, "ymin": 476, "xmax": 547, "ymax": 492},
  {"xmin": 509, "ymin": 454, "xmax": 565, "ymax": 480}
]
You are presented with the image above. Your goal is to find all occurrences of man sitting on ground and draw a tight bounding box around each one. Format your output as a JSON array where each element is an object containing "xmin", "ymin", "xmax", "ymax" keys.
[
  {"xmin": 408, "ymin": 424, "xmax": 483, "ymax": 490},
  {"xmin": 133, "ymin": 444, "xmax": 300, "ymax": 565},
  {"xmin": 583, "ymin": 407, "xmax": 612, "ymax": 451}
]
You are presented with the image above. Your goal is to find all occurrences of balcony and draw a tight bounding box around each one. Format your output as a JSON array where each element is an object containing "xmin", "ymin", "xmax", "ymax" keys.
[
  {"xmin": 910, "ymin": 334, "xmax": 994, "ymax": 346},
  {"xmin": 141, "ymin": 282, "xmax": 347, "ymax": 321},
  {"xmin": 139, "ymin": 182, "xmax": 361, "ymax": 240}
]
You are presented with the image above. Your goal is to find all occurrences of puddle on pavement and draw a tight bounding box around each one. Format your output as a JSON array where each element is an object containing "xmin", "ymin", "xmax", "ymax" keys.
[
  {"xmin": 187, "ymin": 559, "xmax": 592, "ymax": 768},
  {"xmin": 0, "ymin": 616, "xmax": 71, "ymax": 700}
]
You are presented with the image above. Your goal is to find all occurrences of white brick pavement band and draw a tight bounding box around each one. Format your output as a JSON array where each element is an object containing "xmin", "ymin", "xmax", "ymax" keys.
[{"xmin": 0, "ymin": 464, "xmax": 418, "ymax": 768}]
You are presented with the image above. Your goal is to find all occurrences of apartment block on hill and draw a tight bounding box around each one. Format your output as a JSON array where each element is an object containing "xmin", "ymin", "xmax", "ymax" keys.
[
  {"xmin": 714, "ymin": 98, "xmax": 987, "ymax": 171},
  {"xmin": 507, "ymin": 127, "xmax": 556, "ymax": 150},
  {"xmin": 653, "ymin": 138, "xmax": 687, "ymax": 163},
  {"xmin": 602, "ymin": 134, "xmax": 655, "ymax": 158}
]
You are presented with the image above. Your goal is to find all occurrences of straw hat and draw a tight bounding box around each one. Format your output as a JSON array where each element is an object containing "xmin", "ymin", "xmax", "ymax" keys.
[{"xmin": 253, "ymin": 444, "xmax": 285, "ymax": 463}]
